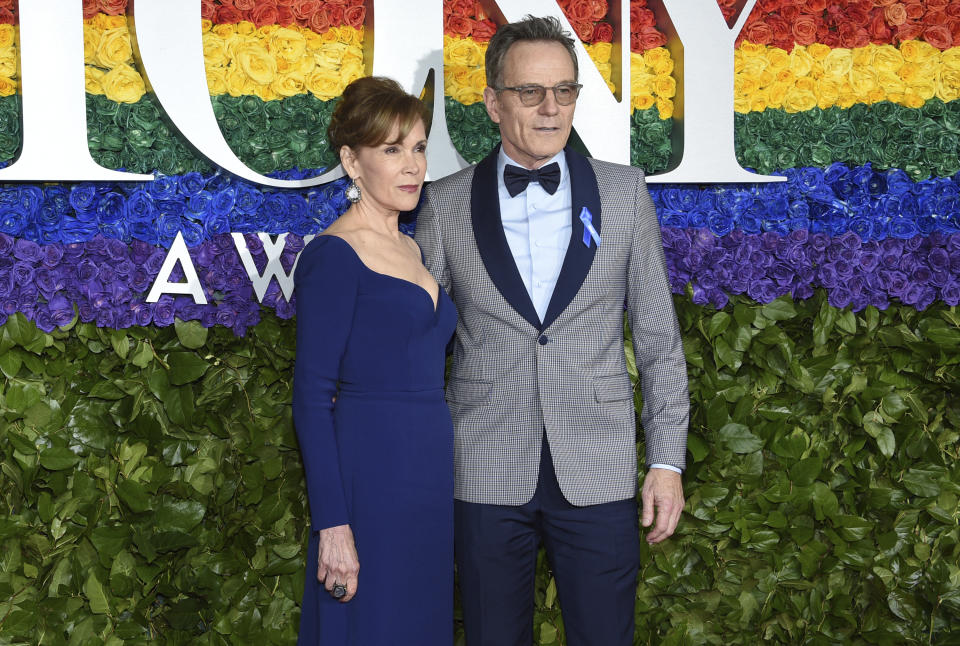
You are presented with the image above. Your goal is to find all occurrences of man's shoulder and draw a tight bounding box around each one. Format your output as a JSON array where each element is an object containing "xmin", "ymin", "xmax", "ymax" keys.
[
  {"xmin": 427, "ymin": 164, "xmax": 477, "ymax": 195},
  {"xmin": 585, "ymin": 157, "xmax": 645, "ymax": 184}
]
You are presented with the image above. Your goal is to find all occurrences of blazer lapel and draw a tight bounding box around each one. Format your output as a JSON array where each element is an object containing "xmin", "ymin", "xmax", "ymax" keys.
[
  {"xmin": 541, "ymin": 147, "xmax": 601, "ymax": 330},
  {"xmin": 471, "ymin": 147, "xmax": 542, "ymax": 331}
]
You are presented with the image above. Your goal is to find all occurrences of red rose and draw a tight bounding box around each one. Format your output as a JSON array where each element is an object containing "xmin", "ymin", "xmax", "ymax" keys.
[
  {"xmin": 758, "ymin": 0, "xmax": 782, "ymax": 12},
  {"xmin": 234, "ymin": 0, "xmax": 257, "ymax": 10},
  {"xmin": 291, "ymin": 0, "xmax": 320, "ymax": 20},
  {"xmin": 852, "ymin": 0, "xmax": 874, "ymax": 12},
  {"xmin": 200, "ymin": 0, "xmax": 216, "ymax": 20},
  {"xmin": 780, "ymin": 5, "xmax": 799, "ymax": 22},
  {"xmin": 632, "ymin": 7, "xmax": 655, "ymax": 29},
  {"xmin": 806, "ymin": 0, "xmax": 827, "ymax": 12},
  {"xmin": 868, "ymin": 12, "xmax": 892, "ymax": 40},
  {"xmin": 904, "ymin": 2, "xmax": 925, "ymax": 20},
  {"xmin": 873, "ymin": 0, "xmax": 897, "ymax": 6},
  {"xmin": 590, "ymin": 0, "xmax": 609, "ymax": 21},
  {"xmin": 82, "ymin": 0, "xmax": 99, "ymax": 20},
  {"xmin": 0, "ymin": 8, "xmax": 13, "ymax": 24},
  {"xmin": 766, "ymin": 15, "xmax": 791, "ymax": 42},
  {"xmin": 638, "ymin": 25, "xmax": 667, "ymax": 49},
  {"xmin": 308, "ymin": 7, "xmax": 330, "ymax": 32},
  {"xmin": 895, "ymin": 21, "xmax": 923, "ymax": 41},
  {"xmin": 924, "ymin": 10, "xmax": 948, "ymax": 30},
  {"xmin": 98, "ymin": 0, "xmax": 128, "ymax": 15},
  {"xmin": 592, "ymin": 21, "xmax": 613, "ymax": 42},
  {"xmin": 445, "ymin": 15, "xmax": 473, "ymax": 37},
  {"xmin": 347, "ymin": 0, "xmax": 364, "ymax": 6},
  {"xmin": 215, "ymin": 6, "xmax": 243, "ymax": 23},
  {"xmin": 847, "ymin": 8, "xmax": 868, "ymax": 25},
  {"xmin": 0, "ymin": 0, "xmax": 13, "ymax": 8},
  {"xmin": 276, "ymin": 5, "xmax": 295, "ymax": 25},
  {"xmin": 344, "ymin": 5, "xmax": 365, "ymax": 29},
  {"xmin": 792, "ymin": 15, "xmax": 818, "ymax": 46},
  {"xmin": 927, "ymin": 0, "xmax": 949, "ymax": 9},
  {"xmin": 948, "ymin": 3, "xmax": 960, "ymax": 18},
  {"xmin": 884, "ymin": 4, "xmax": 907, "ymax": 26},
  {"xmin": 630, "ymin": 33, "xmax": 642, "ymax": 53},
  {"xmin": 820, "ymin": 31, "xmax": 841, "ymax": 47},
  {"xmin": 924, "ymin": 24, "xmax": 953, "ymax": 48},
  {"xmin": 276, "ymin": 0, "xmax": 295, "ymax": 6},
  {"xmin": 472, "ymin": 19, "xmax": 497, "ymax": 41},
  {"xmin": 948, "ymin": 17, "xmax": 960, "ymax": 41},
  {"xmin": 743, "ymin": 20, "xmax": 774, "ymax": 45},
  {"xmin": 251, "ymin": 4, "xmax": 280, "ymax": 27},
  {"xmin": 450, "ymin": 0, "xmax": 474, "ymax": 16},
  {"xmin": 571, "ymin": 20, "xmax": 594, "ymax": 42},
  {"xmin": 565, "ymin": 0, "xmax": 594, "ymax": 23}
]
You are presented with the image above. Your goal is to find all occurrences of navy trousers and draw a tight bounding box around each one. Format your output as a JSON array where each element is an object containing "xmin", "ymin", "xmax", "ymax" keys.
[{"xmin": 454, "ymin": 435, "xmax": 641, "ymax": 646}]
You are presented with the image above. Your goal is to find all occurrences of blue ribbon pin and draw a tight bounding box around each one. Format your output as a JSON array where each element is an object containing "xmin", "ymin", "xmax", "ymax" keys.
[{"xmin": 579, "ymin": 207, "xmax": 601, "ymax": 248}]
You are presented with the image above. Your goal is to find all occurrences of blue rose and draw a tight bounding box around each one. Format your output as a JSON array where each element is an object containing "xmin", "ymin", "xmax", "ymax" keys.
[
  {"xmin": 178, "ymin": 171, "xmax": 207, "ymax": 197},
  {"xmin": 69, "ymin": 184, "xmax": 99, "ymax": 212},
  {"xmin": 235, "ymin": 182, "xmax": 264, "ymax": 215},
  {"xmin": 187, "ymin": 191, "xmax": 213, "ymax": 219},
  {"xmin": 158, "ymin": 214, "xmax": 183, "ymax": 242},
  {"xmin": 61, "ymin": 217, "xmax": 98, "ymax": 243},
  {"xmin": 210, "ymin": 187, "xmax": 237, "ymax": 218},
  {"xmin": 148, "ymin": 175, "xmax": 179, "ymax": 200},
  {"xmin": 885, "ymin": 169, "xmax": 913, "ymax": 196},
  {"xmin": 890, "ymin": 217, "xmax": 919, "ymax": 239},
  {"xmin": 181, "ymin": 220, "xmax": 204, "ymax": 246},
  {"xmin": 126, "ymin": 189, "xmax": 157, "ymax": 223},
  {"xmin": 0, "ymin": 207, "xmax": 26, "ymax": 236},
  {"xmin": 130, "ymin": 222, "xmax": 159, "ymax": 246}
]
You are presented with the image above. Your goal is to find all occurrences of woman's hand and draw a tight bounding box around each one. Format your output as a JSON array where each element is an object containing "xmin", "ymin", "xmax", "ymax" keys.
[{"xmin": 317, "ymin": 524, "xmax": 359, "ymax": 602}]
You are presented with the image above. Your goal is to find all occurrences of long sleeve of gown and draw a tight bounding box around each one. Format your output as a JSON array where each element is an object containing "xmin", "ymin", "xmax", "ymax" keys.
[{"xmin": 292, "ymin": 236, "xmax": 358, "ymax": 531}]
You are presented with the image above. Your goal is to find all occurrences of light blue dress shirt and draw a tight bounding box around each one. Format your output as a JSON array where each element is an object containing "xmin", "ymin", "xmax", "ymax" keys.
[{"xmin": 495, "ymin": 149, "xmax": 681, "ymax": 475}]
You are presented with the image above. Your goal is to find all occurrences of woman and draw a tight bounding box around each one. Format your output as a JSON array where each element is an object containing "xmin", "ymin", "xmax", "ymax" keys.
[{"xmin": 292, "ymin": 77, "xmax": 456, "ymax": 644}]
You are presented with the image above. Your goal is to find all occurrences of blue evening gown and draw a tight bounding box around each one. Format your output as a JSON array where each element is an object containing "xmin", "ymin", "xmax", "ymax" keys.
[{"xmin": 292, "ymin": 234, "xmax": 456, "ymax": 645}]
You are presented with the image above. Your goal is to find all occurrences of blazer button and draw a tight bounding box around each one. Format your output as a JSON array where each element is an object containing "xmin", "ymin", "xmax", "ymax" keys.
[{"xmin": 538, "ymin": 334, "xmax": 549, "ymax": 345}]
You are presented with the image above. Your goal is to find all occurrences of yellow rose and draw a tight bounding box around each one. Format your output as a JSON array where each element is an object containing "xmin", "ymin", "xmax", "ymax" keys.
[
  {"xmin": 206, "ymin": 67, "xmax": 228, "ymax": 95},
  {"xmin": 96, "ymin": 14, "xmax": 127, "ymax": 30},
  {"xmin": 225, "ymin": 66, "xmax": 249, "ymax": 97},
  {"xmin": 95, "ymin": 27, "xmax": 133, "ymax": 68},
  {"xmin": 339, "ymin": 59, "xmax": 364, "ymax": 87},
  {"xmin": 733, "ymin": 95, "xmax": 751, "ymax": 113},
  {"xmin": 316, "ymin": 42, "xmax": 348, "ymax": 68},
  {"xmin": 203, "ymin": 33, "xmax": 229, "ymax": 70},
  {"xmin": 445, "ymin": 36, "xmax": 483, "ymax": 68},
  {"xmin": 941, "ymin": 48, "xmax": 960, "ymax": 71},
  {"xmin": 807, "ymin": 43, "xmax": 830, "ymax": 61},
  {"xmin": 593, "ymin": 61, "xmax": 612, "ymax": 85},
  {"xmin": 656, "ymin": 97, "xmax": 673, "ymax": 120},
  {"xmin": 765, "ymin": 48, "xmax": 790, "ymax": 73},
  {"xmin": 236, "ymin": 21, "xmax": 256, "ymax": 37},
  {"xmin": 902, "ymin": 90, "xmax": 926, "ymax": 108},
  {"xmin": 852, "ymin": 46, "xmax": 873, "ymax": 67},
  {"xmin": 795, "ymin": 76, "xmax": 815, "ymax": 93},
  {"xmin": 937, "ymin": 69, "xmax": 960, "ymax": 102},
  {"xmin": 782, "ymin": 86, "xmax": 816, "ymax": 113},
  {"xmin": 821, "ymin": 49, "xmax": 852, "ymax": 79},
  {"xmin": 740, "ymin": 54, "xmax": 768, "ymax": 82},
  {"xmin": 448, "ymin": 68, "xmax": 484, "ymax": 104},
  {"xmin": 836, "ymin": 91, "xmax": 857, "ymax": 108},
  {"xmin": 269, "ymin": 27, "xmax": 306, "ymax": 63},
  {"xmin": 877, "ymin": 69, "xmax": 905, "ymax": 95},
  {"xmin": 293, "ymin": 55, "xmax": 316, "ymax": 76},
  {"xmin": 102, "ymin": 63, "xmax": 145, "ymax": 103},
  {"xmin": 236, "ymin": 42, "xmax": 276, "ymax": 85},
  {"xmin": 866, "ymin": 88, "xmax": 885, "ymax": 104},
  {"xmin": 586, "ymin": 42, "xmax": 612, "ymax": 64},
  {"xmin": 83, "ymin": 23, "xmax": 100, "ymax": 65},
  {"xmin": 735, "ymin": 75, "xmax": 759, "ymax": 102},
  {"xmin": 0, "ymin": 24, "xmax": 15, "ymax": 49},
  {"xmin": 776, "ymin": 69, "xmax": 795, "ymax": 84},
  {"xmin": 631, "ymin": 69, "xmax": 654, "ymax": 97},
  {"xmin": 304, "ymin": 30, "xmax": 325, "ymax": 52},
  {"xmin": 342, "ymin": 44, "xmax": 364, "ymax": 67},
  {"xmin": 0, "ymin": 75, "xmax": 15, "ymax": 97},
  {"xmin": 260, "ymin": 24, "xmax": 280, "ymax": 38},
  {"xmin": 871, "ymin": 45, "xmax": 903, "ymax": 74},
  {"xmin": 643, "ymin": 47, "xmax": 670, "ymax": 70},
  {"xmin": 767, "ymin": 82, "xmax": 788, "ymax": 108},
  {"xmin": 465, "ymin": 68, "xmax": 487, "ymax": 98},
  {"xmin": 306, "ymin": 68, "xmax": 343, "ymax": 100},
  {"xmin": 849, "ymin": 68, "xmax": 878, "ymax": 99},
  {"xmin": 253, "ymin": 84, "xmax": 278, "ymax": 102},
  {"xmin": 212, "ymin": 23, "xmax": 236, "ymax": 39},
  {"xmin": 201, "ymin": 19, "xmax": 213, "ymax": 33},
  {"xmin": 906, "ymin": 78, "xmax": 935, "ymax": 101},
  {"xmin": 85, "ymin": 66, "xmax": 105, "ymax": 94},
  {"xmin": 632, "ymin": 91, "xmax": 655, "ymax": 111},
  {"xmin": 272, "ymin": 71, "xmax": 306, "ymax": 97},
  {"xmin": 650, "ymin": 54, "xmax": 673, "ymax": 77},
  {"xmin": 900, "ymin": 39, "xmax": 937, "ymax": 64},
  {"xmin": 816, "ymin": 78, "xmax": 840, "ymax": 108},
  {"xmin": 790, "ymin": 46, "xmax": 814, "ymax": 78},
  {"xmin": 740, "ymin": 41, "xmax": 765, "ymax": 58},
  {"xmin": 0, "ymin": 50, "xmax": 15, "ymax": 78},
  {"xmin": 750, "ymin": 92, "xmax": 768, "ymax": 113}
]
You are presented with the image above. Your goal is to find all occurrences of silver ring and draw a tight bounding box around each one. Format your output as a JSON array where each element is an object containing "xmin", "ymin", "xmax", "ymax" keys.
[{"xmin": 332, "ymin": 583, "xmax": 347, "ymax": 599}]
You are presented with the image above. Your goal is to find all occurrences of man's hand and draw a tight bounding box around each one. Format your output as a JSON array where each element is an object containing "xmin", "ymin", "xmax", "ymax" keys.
[
  {"xmin": 640, "ymin": 468, "xmax": 684, "ymax": 544},
  {"xmin": 317, "ymin": 524, "xmax": 360, "ymax": 602}
]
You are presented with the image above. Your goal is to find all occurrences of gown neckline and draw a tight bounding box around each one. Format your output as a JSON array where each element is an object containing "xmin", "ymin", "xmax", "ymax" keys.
[{"xmin": 319, "ymin": 234, "xmax": 442, "ymax": 314}]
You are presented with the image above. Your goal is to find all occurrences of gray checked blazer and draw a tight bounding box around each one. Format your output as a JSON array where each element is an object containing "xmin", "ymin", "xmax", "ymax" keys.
[{"xmin": 415, "ymin": 145, "xmax": 688, "ymax": 507}]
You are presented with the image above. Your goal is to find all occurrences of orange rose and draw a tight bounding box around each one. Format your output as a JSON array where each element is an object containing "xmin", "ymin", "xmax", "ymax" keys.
[
  {"xmin": 744, "ymin": 21, "xmax": 773, "ymax": 45},
  {"xmin": 592, "ymin": 22, "xmax": 613, "ymax": 42},
  {"xmin": 924, "ymin": 25, "xmax": 952, "ymax": 49},
  {"xmin": 251, "ymin": 4, "xmax": 279, "ymax": 28},
  {"xmin": 571, "ymin": 20, "xmax": 594, "ymax": 42},
  {"xmin": 884, "ymin": 4, "xmax": 907, "ymax": 26},
  {"xmin": 903, "ymin": 2, "xmax": 924, "ymax": 20},
  {"xmin": 98, "ymin": 0, "xmax": 127, "ymax": 15},
  {"xmin": 473, "ymin": 20, "xmax": 496, "ymax": 40},
  {"xmin": 344, "ymin": 5, "xmax": 365, "ymax": 29},
  {"xmin": 445, "ymin": 15, "xmax": 473, "ymax": 37},
  {"xmin": 792, "ymin": 16, "xmax": 817, "ymax": 46}
]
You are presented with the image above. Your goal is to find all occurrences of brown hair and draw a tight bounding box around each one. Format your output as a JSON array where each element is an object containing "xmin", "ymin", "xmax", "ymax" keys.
[
  {"xmin": 485, "ymin": 15, "xmax": 578, "ymax": 90},
  {"xmin": 327, "ymin": 76, "xmax": 430, "ymax": 154}
]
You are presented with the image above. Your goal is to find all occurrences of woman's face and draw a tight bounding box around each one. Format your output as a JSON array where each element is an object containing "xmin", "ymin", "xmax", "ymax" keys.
[{"xmin": 342, "ymin": 119, "xmax": 428, "ymax": 215}]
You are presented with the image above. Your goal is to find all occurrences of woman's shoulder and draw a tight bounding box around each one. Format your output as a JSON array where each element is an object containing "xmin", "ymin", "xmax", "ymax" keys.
[{"xmin": 297, "ymin": 233, "xmax": 363, "ymax": 276}]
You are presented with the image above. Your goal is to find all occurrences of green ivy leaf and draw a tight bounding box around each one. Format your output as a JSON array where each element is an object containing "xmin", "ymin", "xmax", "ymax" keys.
[
  {"xmin": 83, "ymin": 571, "xmax": 111, "ymax": 615},
  {"xmin": 38, "ymin": 447, "xmax": 79, "ymax": 471},
  {"xmin": 175, "ymin": 318, "xmax": 210, "ymax": 350},
  {"xmin": 116, "ymin": 479, "xmax": 152, "ymax": 513},
  {"xmin": 718, "ymin": 423, "xmax": 763, "ymax": 454},
  {"xmin": 166, "ymin": 351, "xmax": 211, "ymax": 386}
]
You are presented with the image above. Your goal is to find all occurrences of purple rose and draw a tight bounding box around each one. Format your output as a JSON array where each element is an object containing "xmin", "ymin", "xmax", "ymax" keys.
[
  {"xmin": 114, "ymin": 307, "xmax": 134, "ymax": 329},
  {"xmin": 12, "ymin": 261, "xmax": 36, "ymax": 286},
  {"xmin": 131, "ymin": 302, "xmax": 153, "ymax": 326},
  {"xmin": 13, "ymin": 239, "xmax": 41, "ymax": 262},
  {"xmin": 0, "ymin": 233, "xmax": 12, "ymax": 255},
  {"xmin": 130, "ymin": 268, "xmax": 152, "ymax": 293},
  {"xmin": 95, "ymin": 307, "xmax": 117, "ymax": 328},
  {"xmin": 941, "ymin": 280, "xmax": 960, "ymax": 306},
  {"xmin": 153, "ymin": 298, "xmax": 175, "ymax": 326},
  {"xmin": 130, "ymin": 239, "xmax": 154, "ymax": 265},
  {"xmin": 144, "ymin": 250, "xmax": 167, "ymax": 275},
  {"xmin": 78, "ymin": 300, "xmax": 96, "ymax": 322},
  {"xmin": 34, "ymin": 308, "xmax": 55, "ymax": 333}
]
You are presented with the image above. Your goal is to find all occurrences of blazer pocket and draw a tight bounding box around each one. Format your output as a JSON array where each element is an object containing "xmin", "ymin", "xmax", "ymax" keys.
[
  {"xmin": 594, "ymin": 374, "xmax": 632, "ymax": 402},
  {"xmin": 446, "ymin": 378, "xmax": 492, "ymax": 405}
]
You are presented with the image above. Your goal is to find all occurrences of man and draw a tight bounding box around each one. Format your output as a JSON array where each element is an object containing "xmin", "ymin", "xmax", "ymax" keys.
[{"xmin": 415, "ymin": 15, "xmax": 688, "ymax": 646}]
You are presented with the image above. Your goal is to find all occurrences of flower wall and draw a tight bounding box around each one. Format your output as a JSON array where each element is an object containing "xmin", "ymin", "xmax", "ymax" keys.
[{"xmin": 0, "ymin": 1, "xmax": 958, "ymax": 644}]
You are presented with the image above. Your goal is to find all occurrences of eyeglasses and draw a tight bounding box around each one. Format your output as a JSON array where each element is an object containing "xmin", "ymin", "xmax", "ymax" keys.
[{"xmin": 494, "ymin": 83, "xmax": 583, "ymax": 107}]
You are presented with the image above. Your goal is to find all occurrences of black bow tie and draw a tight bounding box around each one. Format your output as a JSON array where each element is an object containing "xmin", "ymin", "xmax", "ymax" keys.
[{"xmin": 503, "ymin": 162, "xmax": 561, "ymax": 197}]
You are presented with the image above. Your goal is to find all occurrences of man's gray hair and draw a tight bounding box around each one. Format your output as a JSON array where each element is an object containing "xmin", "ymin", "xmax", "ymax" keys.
[{"xmin": 485, "ymin": 15, "xmax": 578, "ymax": 90}]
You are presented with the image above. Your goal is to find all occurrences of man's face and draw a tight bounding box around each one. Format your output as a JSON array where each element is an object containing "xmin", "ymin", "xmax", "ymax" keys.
[{"xmin": 483, "ymin": 40, "xmax": 577, "ymax": 170}]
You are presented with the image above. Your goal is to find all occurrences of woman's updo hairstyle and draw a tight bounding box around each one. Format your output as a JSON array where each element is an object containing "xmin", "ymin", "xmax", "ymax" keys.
[{"xmin": 327, "ymin": 76, "xmax": 431, "ymax": 154}]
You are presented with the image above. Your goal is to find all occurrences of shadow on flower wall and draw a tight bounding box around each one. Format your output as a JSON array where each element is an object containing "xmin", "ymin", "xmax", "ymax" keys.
[{"xmin": 0, "ymin": 0, "xmax": 959, "ymax": 644}]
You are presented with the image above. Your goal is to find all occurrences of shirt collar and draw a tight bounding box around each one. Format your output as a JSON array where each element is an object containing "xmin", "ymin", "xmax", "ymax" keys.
[{"xmin": 496, "ymin": 148, "xmax": 568, "ymax": 198}]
